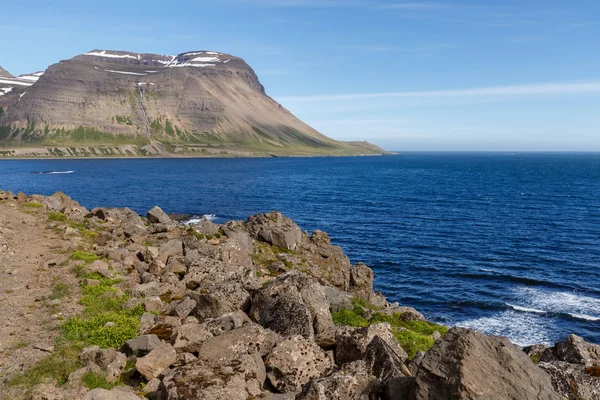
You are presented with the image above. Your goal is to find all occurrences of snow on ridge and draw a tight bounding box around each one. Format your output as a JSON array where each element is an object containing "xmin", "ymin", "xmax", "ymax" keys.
[
  {"xmin": 0, "ymin": 87, "xmax": 14, "ymax": 96},
  {"xmin": 33, "ymin": 72, "xmax": 44, "ymax": 76},
  {"xmin": 18, "ymin": 75, "xmax": 41, "ymax": 82},
  {"xmin": 85, "ymin": 50, "xmax": 139, "ymax": 60},
  {"xmin": 169, "ymin": 63, "xmax": 216, "ymax": 68},
  {"xmin": 0, "ymin": 78, "xmax": 33, "ymax": 87},
  {"xmin": 104, "ymin": 69, "xmax": 148, "ymax": 76},
  {"xmin": 191, "ymin": 56, "xmax": 220, "ymax": 63}
]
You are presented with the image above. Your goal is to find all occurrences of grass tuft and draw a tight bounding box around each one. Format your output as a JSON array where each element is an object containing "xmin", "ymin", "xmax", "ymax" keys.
[
  {"xmin": 81, "ymin": 371, "xmax": 119, "ymax": 390},
  {"xmin": 48, "ymin": 212, "xmax": 68, "ymax": 222},
  {"xmin": 8, "ymin": 343, "xmax": 82, "ymax": 388},
  {"xmin": 331, "ymin": 299, "xmax": 448, "ymax": 359},
  {"xmin": 50, "ymin": 282, "xmax": 70, "ymax": 300},
  {"xmin": 23, "ymin": 202, "xmax": 43, "ymax": 209},
  {"xmin": 70, "ymin": 251, "xmax": 100, "ymax": 264}
]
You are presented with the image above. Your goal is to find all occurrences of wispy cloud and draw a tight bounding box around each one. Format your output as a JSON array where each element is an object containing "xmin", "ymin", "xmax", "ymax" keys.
[{"xmin": 277, "ymin": 81, "xmax": 600, "ymax": 102}]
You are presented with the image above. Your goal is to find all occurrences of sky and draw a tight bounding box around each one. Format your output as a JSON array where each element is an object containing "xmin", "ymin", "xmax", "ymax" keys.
[{"xmin": 1, "ymin": 0, "xmax": 600, "ymax": 151}]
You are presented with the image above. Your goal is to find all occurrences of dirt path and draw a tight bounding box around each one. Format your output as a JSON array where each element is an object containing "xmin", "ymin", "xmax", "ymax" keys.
[{"xmin": 0, "ymin": 201, "xmax": 81, "ymax": 395}]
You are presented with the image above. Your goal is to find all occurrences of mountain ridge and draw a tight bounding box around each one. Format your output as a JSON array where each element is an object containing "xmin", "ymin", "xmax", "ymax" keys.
[{"xmin": 0, "ymin": 49, "xmax": 388, "ymax": 157}]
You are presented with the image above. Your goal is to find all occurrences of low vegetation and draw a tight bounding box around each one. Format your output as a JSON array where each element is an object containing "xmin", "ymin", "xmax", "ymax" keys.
[
  {"xmin": 9, "ymin": 216, "xmax": 142, "ymax": 391},
  {"xmin": 48, "ymin": 212, "xmax": 68, "ymax": 222},
  {"xmin": 332, "ymin": 299, "xmax": 448, "ymax": 358},
  {"xmin": 9, "ymin": 343, "xmax": 82, "ymax": 388},
  {"xmin": 23, "ymin": 202, "xmax": 43, "ymax": 208}
]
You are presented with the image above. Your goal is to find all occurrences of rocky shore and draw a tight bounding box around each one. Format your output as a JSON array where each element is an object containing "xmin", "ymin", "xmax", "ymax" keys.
[{"xmin": 0, "ymin": 190, "xmax": 598, "ymax": 399}]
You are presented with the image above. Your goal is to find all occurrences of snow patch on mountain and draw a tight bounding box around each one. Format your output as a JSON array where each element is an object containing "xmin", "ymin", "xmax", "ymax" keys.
[{"xmin": 85, "ymin": 50, "xmax": 140, "ymax": 60}]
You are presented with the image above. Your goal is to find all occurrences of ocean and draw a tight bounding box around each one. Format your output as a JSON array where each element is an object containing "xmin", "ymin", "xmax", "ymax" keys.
[{"xmin": 1, "ymin": 153, "xmax": 598, "ymax": 346}]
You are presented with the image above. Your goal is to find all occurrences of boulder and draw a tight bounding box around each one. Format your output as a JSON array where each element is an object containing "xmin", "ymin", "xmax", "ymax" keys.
[
  {"xmin": 539, "ymin": 361, "xmax": 600, "ymax": 400},
  {"xmin": 158, "ymin": 239, "xmax": 184, "ymax": 264},
  {"xmin": 173, "ymin": 323, "xmax": 213, "ymax": 353},
  {"xmin": 143, "ymin": 296, "xmax": 165, "ymax": 313},
  {"xmin": 324, "ymin": 286, "xmax": 353, "ymax": 313},
  {"xmin": 349, "ymin": 262, "xmax": 374, "ymax": 301},
  {"xmin": 147, "ymin": 206, "xmax": 172, "ymax": 224},
  {"xmin": 365, "ymin": 335, "xmax": 411, "ymax": 381},
  {"xmin": 335, "ymin": 323, "xmax": 408, "ymax": 366},
  {"xmin": 265, "ymin": 335, "xmax": 333, "ymax": 392},
  {"xmin": 29, "ymin": 192, "xmax": 89, "ymax": 220},
  {"xmin": 297, "ymin": 360, "xmax": 379, "ymax": 400},
  {"xmin": 204, "ymin": 311, "xmax": 252, "ymax": 336},
  {"xmin": 542, "ymin": 334, "xmax": 600, "ymax": 367},
  {"xmin": 123, "ymin": 334, "xmax": 163, "ymax": 357},
  {"xmin": 249, "ymin": 272, "xmax": 334, "ymax": 341},
  {"xmin": 377, "ymin": 305, "xmax": 425, "ymax": 322},
  {"xmin": 188, "ymin": 281, "xmax": 251, "ymax": 321},
  {"xmin": 160, "ymin": 354, "xmax": 265, "ymax": 400},
  {"xmin": 394, "ymin": 328, "xmax": 561, "ymax": 400},
  {"xmin": 246, "ymin": 212, "xmax": 302, "ymax": 251},
  {"xmin": 79, "ymin": 348, "xmax": 126, "ymax": 382},
  {"xmin": 167, "ymin": 297, "xmax": 197, "ymax": 319},
  {"xmin": 135, "ymin": 344, "xmax": 177, "ymax": 380},
  {"xmin": 199, "ymin": 324, "xmax": 280, "ymax": 361}
]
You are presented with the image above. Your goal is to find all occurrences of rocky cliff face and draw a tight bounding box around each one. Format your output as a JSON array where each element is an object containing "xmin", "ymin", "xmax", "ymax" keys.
[{"xmin": 0, "ymin": 50, "xmax": 385, "ymax": 156}]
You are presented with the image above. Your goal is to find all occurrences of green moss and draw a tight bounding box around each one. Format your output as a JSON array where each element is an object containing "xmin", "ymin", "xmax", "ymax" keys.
[
  {"xmin": 331, "ymin": 308, "xmax": 370, "ymax": 327},
  {"xmin": 63, "ymin": 275, "xmax": 142, "ymax": 348},
  {"xmin": 81, "ymin": 371, "xmax": 121, "ymax": 390},
  {"xmin": 23, "ymin": 202, "xmax": 43, "ymax": 208},
  {"xmin": 331, "ymin": 303, "xmax": 448, "ymax": 359},
  {"xmin": 70, "ymin": 251, "xmax": 100, "ymax": 264},
  {"xmin": 115, "ymin": 115, "xmax": 133, "ymax": 126},
  {"xmin": 351, "ymin": 297, "xmax": 382, "ymax": 311},
  {"xmin": 393, "ymin": 329, "xmax": 435, "ymax": 359},
  {"xmin": 530, "ymin": 353, "xmax": 542, "ymax": 364},
  {"xmin": 8, "ymin": 343, "xmax": 82, "ymax": 388},
  {"xmin": 63, "ymin": 309, "xmax": 141, "ymax": 349},
  {"xmin": 48, "ymin": 212, "xmax": 68, "ymax": 222}
]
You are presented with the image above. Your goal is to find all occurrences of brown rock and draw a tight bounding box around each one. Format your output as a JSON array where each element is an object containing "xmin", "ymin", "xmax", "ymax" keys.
[
  {"xmin": 135, "ymin": 344, "xmax": 177, "ymax": 380},
  {"xmin": 396, "ymin": 328, "xmax": 561, "ymax": 400},
  {"xmin": 265, "ymin": 335, "xmax": 333, "ymax": 392}
]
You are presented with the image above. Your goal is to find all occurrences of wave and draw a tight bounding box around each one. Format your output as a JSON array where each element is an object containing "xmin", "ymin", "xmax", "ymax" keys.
[
  {"xmin": 569, "ymin": 313, "xmax": 600, "ymax": 322},
  {"xmin": 506, "ymin": 304, "xmax": 546, "ymax": 314},
  {"xmin": 183, "ymin": 214, "xmax": 217, "ymax": 225},
  {"xmin": 30, "ymin": 171, "xmax": 75, "ymax": 174},
  {"xmin": 456, "ymin": 310, "xmax": 552, "ymax": 347},
  {"xmin": 508, "ymin": 287, "xmax": 600, "ymax": 322}
]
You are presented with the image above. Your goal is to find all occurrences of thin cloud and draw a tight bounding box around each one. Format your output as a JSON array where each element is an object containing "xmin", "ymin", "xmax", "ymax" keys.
[{"xmin": 278, "ymin": 81, "xmax": 600, "ymax": 102}]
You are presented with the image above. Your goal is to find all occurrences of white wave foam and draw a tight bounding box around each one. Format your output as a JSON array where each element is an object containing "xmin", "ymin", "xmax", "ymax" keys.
[
  {"xmin": 457, "ymin": 310, "xmax": 553, "ymax": 346},
  {"xmin": 479, "ymin": 268, "xmax": 496, "ymax": 273},
  {"xmin": 507, "ymin": 304, "xmax": 546, "ymax": 314},
  {"xmin": 513, "ymin": 287, "xmax": 600, "ymax": 319},
  {"xmin": 569, "ymin": 313, "xmax": 600, "ymax": 322},
  {"xmin": 46, "ymin": 171, "xmax": 74, "ymax": 174},
  {"xmin": 183, "ymin": 214, "xmax": 217, "ymax": 225}
]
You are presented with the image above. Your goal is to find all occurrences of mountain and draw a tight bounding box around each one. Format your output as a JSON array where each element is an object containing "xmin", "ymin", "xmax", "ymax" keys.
[{"xmin": 0, "ymin": 50, "xmax": 387, "ymax": 157}]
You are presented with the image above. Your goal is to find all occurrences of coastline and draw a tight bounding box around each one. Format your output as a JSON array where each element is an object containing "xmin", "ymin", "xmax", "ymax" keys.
[{"xmin": 0, "ymin": 189, "xmax": 597, "ymax": 399}]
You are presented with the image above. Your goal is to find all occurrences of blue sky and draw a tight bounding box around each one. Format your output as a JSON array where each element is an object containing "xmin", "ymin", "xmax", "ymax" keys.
[{"xmin": 2, "ymin": 0, "xmax": 600, "ymax": 151}]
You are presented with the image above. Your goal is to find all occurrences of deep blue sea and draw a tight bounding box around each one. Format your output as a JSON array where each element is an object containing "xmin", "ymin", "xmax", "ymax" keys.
[{"xmin": 1, "ymin": 153, "xmax": 599, "ymax": 346}]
